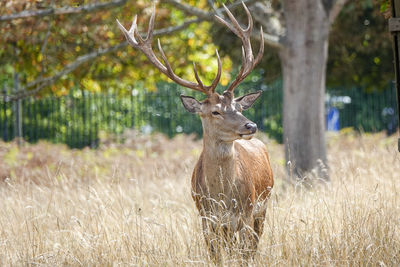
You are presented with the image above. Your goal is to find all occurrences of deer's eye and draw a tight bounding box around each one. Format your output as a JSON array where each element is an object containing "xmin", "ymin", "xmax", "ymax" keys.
[{"xmin": 212, "ymin": 111, "xmax": 221, "ymax": 116}]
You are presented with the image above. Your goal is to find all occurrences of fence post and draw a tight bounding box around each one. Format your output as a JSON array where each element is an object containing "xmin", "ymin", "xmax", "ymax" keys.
[
  {"xmin": 390, "ymin": 0, "xmax": 400, "ymax": 152},
  {"xmin": 14, "ymin": 73, "xmax": 23, "ymax": 146},
  {"xmin": 2, "ymin": 84, "xmax": 7, "ymax": 141}
]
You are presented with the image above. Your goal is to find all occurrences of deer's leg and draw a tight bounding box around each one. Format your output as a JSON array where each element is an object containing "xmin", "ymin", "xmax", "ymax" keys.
[
  {"xmin": 238, "ymin": 217, "xmax": 259, "ymax": 262},
  {"xmin": 202, "ymin": 217, "xmax": 222, "ymax": 264},
  {"xmin": 253, "ymin": 210, "xmax": 266, "ymax": 250}
]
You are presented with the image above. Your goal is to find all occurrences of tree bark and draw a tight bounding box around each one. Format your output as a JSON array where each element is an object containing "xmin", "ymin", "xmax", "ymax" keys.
[{"xmin": 280, "ymin": 0, "xmax": 330, "ymax": 179}]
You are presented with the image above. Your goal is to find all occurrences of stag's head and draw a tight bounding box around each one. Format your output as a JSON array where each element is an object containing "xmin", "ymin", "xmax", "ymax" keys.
[
  {"xmin": 180, "ymin": 90, "xmax": 262, "ymax": 142},
  {"xmin": 116, "ymin": 3, "xmax": 264, "ymax": 142}
]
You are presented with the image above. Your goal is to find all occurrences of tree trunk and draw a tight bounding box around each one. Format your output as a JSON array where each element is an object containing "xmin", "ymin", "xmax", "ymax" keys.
[{"xmin": 280, "ymin": 0, "xmax": 330, "ymax": 179}]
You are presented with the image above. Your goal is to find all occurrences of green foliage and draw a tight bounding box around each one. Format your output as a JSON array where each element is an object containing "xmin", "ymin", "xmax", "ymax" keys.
[
  {"xmin": 215, "ymin": 0, "xmax": 233, "ymax": 4},
  {"xmin": 380, "ymin": 0, "xmax": 391, "ymax": 14},
  {"xmin": 0, "ymin": 0, "xmax": 231, "ymax": 95},
  {"xmin": 327, "ymin": 1, "xmax": 393, "ymax": 92},
  {"xmin": 263, "ymin": 114, "xmax": 283, "ymax": 143}
]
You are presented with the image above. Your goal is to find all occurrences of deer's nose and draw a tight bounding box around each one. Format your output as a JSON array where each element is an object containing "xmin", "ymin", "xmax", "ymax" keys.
[{"xmin": 245, "ymin": 122, "xmax": 257, "ymax": 133}]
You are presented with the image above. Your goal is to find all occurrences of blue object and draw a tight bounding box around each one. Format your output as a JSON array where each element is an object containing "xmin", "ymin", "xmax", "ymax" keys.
[{"xmin": 327, "ymin": 107, "xmax": 340, "ymax": 131}]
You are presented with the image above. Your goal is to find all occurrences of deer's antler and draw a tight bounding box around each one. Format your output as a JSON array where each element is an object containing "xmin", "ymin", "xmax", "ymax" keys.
[
  {"xmin": 116, "ymin": 4, "xmax": 221, "ymax": 95},
  {"xmin": 215, "ymin": 2, "xmax": 264, "ymax": 93}
]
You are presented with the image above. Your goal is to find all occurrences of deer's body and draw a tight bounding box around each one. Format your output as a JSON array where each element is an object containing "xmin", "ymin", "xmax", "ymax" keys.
[
  {"xmin": 192, "ymin": 138, "xmax": 273, "ymax": 219},
  {"xmin": 188, "ymin": 93, "xmax": 274, "ymax": 261},
  {"xmin": 192, "ymin": 137, "xmax": 273, "ymax": 229},
  {"xmin": 117, "ymin": 3, "xmax": 274, "ymax": 262}
]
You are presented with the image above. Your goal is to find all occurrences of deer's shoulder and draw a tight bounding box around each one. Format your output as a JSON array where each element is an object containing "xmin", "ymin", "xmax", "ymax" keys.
[{"xmin": 234, "ymin": 138, "xmax": 268, "ymax": 157}]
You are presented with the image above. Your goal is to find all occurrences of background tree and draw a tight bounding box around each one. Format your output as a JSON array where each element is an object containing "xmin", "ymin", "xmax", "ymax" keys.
[
  {"xmin": 279, "ymin": 0, "xmax": 347, "ymax": 179},
  {"xmin": 2, "ymin": 0, "xmax": 392, "ymax": 179},
  {"xmin": 214, "ymin": 1, "xmax": 394, "ymax": 91},
  {"xmin": 166, "ymin": 0, "xmax": 349, "ymax": 179},
  {"xmin": 0, "ymin": 0, "xmax": 238, "ymax": 99}
]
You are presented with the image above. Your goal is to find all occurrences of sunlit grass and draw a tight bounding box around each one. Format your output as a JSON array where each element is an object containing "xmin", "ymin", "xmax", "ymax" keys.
[{"xmin": 0, "ymin": 131, "xmax": 399, "ymax": 266}]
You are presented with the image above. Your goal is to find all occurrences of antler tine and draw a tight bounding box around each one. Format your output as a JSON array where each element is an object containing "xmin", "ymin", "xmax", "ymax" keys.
[
  {"xmin": 193, "ymin": 63, "xmax": 205, "ymax": 89},
  {"xmin": 192, "ymin": 50, "xmax": 222, "ymax": 94},
  {"xmin": 227, "ymin": 46, "xmax": 246, "ymax": 91},
  {"xmin": 242, "ymin": 2, "xmax": 253, "ymax": 34},
  {"xmin": 207, "ymin": 49, "xmax": 222, "ymax": 93},
  {"xmin": 192, "ymin": 49, "xmax": 222, "ymax": 94},
  {"xmin": 145, "ymin": 4, "xmax": 156, "ymax": 42},
  {"xmin": 129, "ymin": 15, "xmax": 137, "ymax": 36},
  {"xmin": 254, "ymin": 27, "xmax": 264, "ymax": 65},
  {"xmin": 215, "ymin": 2, "xmax": 264, "ymax": 93},
  {"xmin": 133, "ymin": 23, "xmax": 145, "ymax": 44},
  {"xmin": 157, "ymin": 39, "xmax": 174, "ymax": 75},
  {"xmin": 117, "ymin": 4, "xmax": 223, "ymax": 96},
  {"xmin": 116, "ymin": 17, "xmax": 138, "ymax": 47},
  {"xmin": 215, "ymin": 4, "xmax": 242, "ymax": 37}
]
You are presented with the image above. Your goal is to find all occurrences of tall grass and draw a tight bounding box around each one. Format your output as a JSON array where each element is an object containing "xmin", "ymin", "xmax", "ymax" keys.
[{"xmin": 0, "ymin": 131, "xmax": 399, "ymax": 266}]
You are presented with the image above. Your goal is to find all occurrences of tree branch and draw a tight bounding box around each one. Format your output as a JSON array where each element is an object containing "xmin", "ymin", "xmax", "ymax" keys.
[
  {"xmin": 249, "ymin": 2, "xmax": 285, "ymax": 49},
  {"xmin": 164, "ymin": 0, "xmax": 283, "ymax": 48},
  {"xmin": 163, "ymin": 0, "xmax": 259, "ymax": 20},
  {"xmin": 0, "ymin": 0, "xmax": 128, "ymax": 22},
  {"xmin": 163, "ymin": 0, "xmax": 211, "ymax": 19},
  {"xmin": 252, "ymin": 28, "xmax": 282, "ymax": 50},
  {"xmin": 329, "ymin": 0, "xmax": 349, "ymax": 24},
  {"xmin": 6, "ymin": 43, "xmax": 127, "ymax": 101},
  {"xmin": 207, "ymin": 0, "xmax": 223, "ymax": 18},
  {"xmin": 2, "ymin": 17, "xmax": 202, "ymax": 101},
  {"xmin": 39, "ymin": 22, "xmax": 52, "ymax": 76}
]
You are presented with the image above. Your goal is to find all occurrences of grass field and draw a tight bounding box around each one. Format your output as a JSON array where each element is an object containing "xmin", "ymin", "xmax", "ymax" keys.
[{"xmin": 0, "ymin": 131, "xmax": 399, "ymax": 266}]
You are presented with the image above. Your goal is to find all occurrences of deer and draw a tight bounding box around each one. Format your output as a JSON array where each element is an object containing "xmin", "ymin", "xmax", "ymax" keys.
[{"xmin": 116, "ymin": 2, "xmax": 274, "ymax": 263}]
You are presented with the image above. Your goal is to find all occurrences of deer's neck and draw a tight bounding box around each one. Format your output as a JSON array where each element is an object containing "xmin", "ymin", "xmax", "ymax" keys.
[{"xmin": 202, "ymin": 135, "xmax": 237, "ymax": 186}]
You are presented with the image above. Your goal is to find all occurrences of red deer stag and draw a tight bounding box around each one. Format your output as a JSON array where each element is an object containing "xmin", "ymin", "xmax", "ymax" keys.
[{"xmin": 116, "ymin": 3, "xmax": 273, "ymax": 263}]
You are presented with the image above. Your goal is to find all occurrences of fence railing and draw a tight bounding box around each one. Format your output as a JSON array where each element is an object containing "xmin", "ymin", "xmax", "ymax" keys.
[
  {"xmin": 0, "ymin": 80, "xmax": 398, "ymax": 148},
  {"xmin": 0, "ymin": 78, "xmax": 281, "ymax": 148},
  {"xmin": 329, "ymin": 85, "xmax": 398, "ymax": 134}
]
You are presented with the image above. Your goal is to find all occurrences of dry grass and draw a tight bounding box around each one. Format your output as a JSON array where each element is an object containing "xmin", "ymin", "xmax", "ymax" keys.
[{"xmin": 0, "ymin": 131, "xmax": 399, "ymax": 266}]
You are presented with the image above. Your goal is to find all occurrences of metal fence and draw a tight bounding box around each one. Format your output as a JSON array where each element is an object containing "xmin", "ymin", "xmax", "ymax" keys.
[
  {"xmin": 0, "ymin": 80, "xmax": 398, "ymax": 148},
  {"xmin": 329, "ymin": 85, "xmax": 398, "ymax": 134},
  {"xmin": 0, "ymin": 78, "xmax": 281, "ymax": 148}
]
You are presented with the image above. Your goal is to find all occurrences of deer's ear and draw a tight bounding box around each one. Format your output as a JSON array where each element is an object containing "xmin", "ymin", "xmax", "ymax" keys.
[
  {"xmin": 235, "ymin": 90, "xmax": 262, "ymax": 110},
  {"xmin": 180, "ymin": 95, "xmax": 202, "ymax": 113}
]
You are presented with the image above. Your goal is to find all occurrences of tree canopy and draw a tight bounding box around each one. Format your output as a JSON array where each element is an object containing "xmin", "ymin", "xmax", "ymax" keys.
[
  {"xmin": 327, "ymin": 0, "xmax": 393, "ymax": 91},
  {"xmin": 0, "ymin": 0, "xmax": 234, "ymax": 97},
  {"xmin": 211, "ymin": 0, "xmax": 394, "ymax": 91},
  {"xmin": 0, "ymin": 0, "xmax": 394, "ymax": 98}
]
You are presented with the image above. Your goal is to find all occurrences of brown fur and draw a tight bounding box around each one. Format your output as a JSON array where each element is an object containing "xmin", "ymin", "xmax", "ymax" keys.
[
  {"xmin": 192, "ymin": 139, "xmax": 273, "ymax": 214},
  {"xmin": 187, "ymin": 92, "xmax": 274, "ymax": 263}
]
